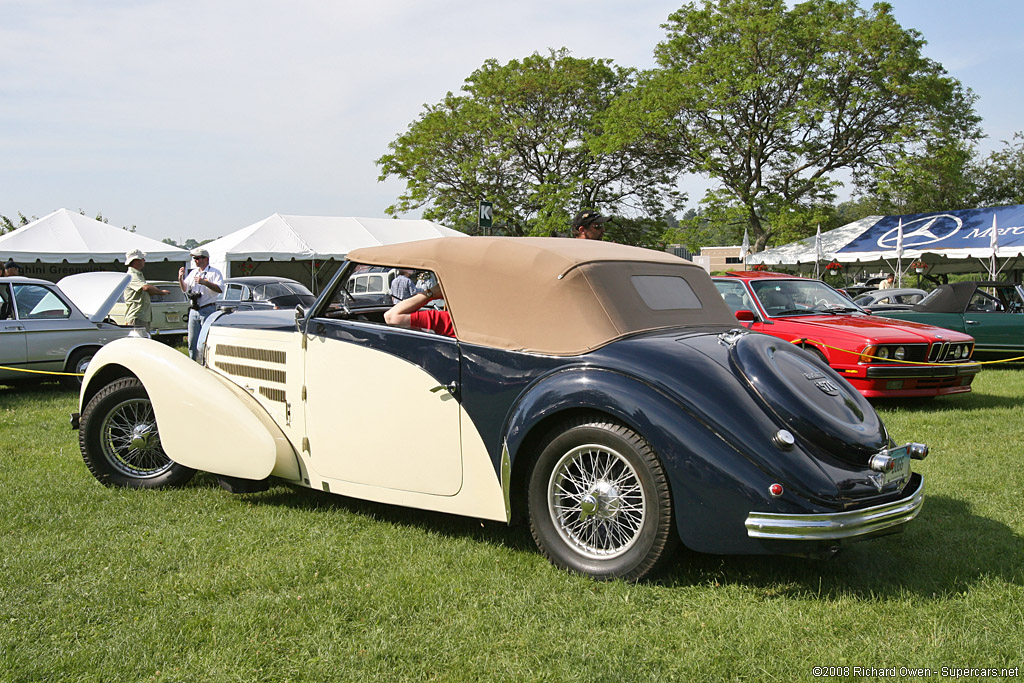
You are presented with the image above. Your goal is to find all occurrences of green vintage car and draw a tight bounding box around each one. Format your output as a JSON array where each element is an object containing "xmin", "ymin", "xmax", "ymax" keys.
[{"xmin": 873, "ymin": 281, "xmax": 1024, "ymax": 360}]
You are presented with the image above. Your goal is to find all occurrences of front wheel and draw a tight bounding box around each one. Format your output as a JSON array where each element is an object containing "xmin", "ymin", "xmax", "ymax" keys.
[
  {"xmin": 527, "ymin": 417, "xmax": 677, "ymax": 581},
  {"xmin": 79, "ymin": 377, "xmax": 195, "ymax": 488}
]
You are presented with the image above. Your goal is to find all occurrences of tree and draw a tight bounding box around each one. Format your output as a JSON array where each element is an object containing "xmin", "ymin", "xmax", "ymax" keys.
[
  {"xmin": 602, "ymin": 0, "xmax": 981, "ymax": 251},
  {"xmin": 377, "ymin": 49, "xmax": 686, "ymax": 237},
  {"xmin": 854, "ymin": 131, "xmax": 979, "ymax": 215},
  {"xmin": 975, "ymin": 133, "xmax": 1024, "ymax": 207},
  {"xmin": 1, "ymin": 212, "xmax": 32, "ymax": 235}
]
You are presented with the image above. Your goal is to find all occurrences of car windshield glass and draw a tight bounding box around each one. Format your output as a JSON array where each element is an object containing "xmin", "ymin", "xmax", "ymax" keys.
[
  {"xmin": 283, "ymin": 282, "xmax": 313, "ymax": 297},
  {"xmin": 151, "ymin": 289, "xmax": 186, "ymax": 303},
  {"xmin": 254, "ymin": 283, "xmax": 295, "ymax": 300},
  {"xmin": 751, "ymin": 279, "xmax": 862, "ymax": 316},
  {"xmin": 713, "ymin": 280, "xmax": 755, "ymax": 312}
]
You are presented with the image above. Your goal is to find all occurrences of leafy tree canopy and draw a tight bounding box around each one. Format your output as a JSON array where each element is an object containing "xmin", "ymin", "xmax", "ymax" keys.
[
  {"xmin": 1, "ymin": 212, "xmax": 33, "ymax": 235},
  {"xmin": 377, "ymin": 49, "xmax": 686, "ymax": 238},
  {"xmin": 601, "ymin": 0, "xmax": 981, "ymax": 252},
  {"xmin": 975, "ymin": 132, "xmax": 1024, "ymax": 207}
]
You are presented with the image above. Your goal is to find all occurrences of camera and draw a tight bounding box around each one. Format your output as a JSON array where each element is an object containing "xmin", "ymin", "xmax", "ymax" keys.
[{"xmin": 187, "ymin": 291, "xmax": 202, "ymax": 311}]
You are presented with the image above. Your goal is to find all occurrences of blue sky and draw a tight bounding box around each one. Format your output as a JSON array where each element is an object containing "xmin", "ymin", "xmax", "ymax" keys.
[{"xmin": 1, "ymin": 0, "xmax": 1021, "ymax": 242}]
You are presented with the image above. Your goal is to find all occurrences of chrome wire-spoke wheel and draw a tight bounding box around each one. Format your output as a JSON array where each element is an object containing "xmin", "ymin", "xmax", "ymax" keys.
[
  {"xmin": 547, "ymin": 444, "xmax": 646, "ymax": 560},
  {"xmin": 98, "ymin": 397, "xmax": 172, "ymax": 478},
  {"xmin": 80, "ymin": 377, "xmax": 195, "ymax": 489}
]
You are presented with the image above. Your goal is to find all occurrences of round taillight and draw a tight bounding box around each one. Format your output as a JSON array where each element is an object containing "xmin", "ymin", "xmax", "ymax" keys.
[{"xmin": 769, "ymin": 483, "xmax": 784, "ymax": 498}]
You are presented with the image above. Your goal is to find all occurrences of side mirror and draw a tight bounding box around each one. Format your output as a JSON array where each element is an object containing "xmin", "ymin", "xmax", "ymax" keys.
[
  {"xmin": 734, "ymin": 309, "xmax": 755, "ymax": 322},
  {"xmin": 295, "ymin": 304, "xmax": 305, "ymax": 330}
]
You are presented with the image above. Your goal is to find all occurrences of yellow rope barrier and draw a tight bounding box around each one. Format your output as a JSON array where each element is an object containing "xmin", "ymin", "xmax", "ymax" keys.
[
  {"xmin": 789, "ymin": 339, "xmax": 1024, "ymax": 365},
  {"xmin": 0, "ymin": 365, "xmax": 84, "ymax": 376}
]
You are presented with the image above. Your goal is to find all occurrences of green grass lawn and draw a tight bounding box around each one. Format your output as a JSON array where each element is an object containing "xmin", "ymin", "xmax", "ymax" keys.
[{"xmin": 1, "ymin": 368, "xmax": 1022, "ymax": 682}]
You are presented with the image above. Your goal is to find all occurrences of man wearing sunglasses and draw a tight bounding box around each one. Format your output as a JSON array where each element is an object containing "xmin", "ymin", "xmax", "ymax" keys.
[
  {"xmin": 571, "ymin": 210, "xmax": 610, "ymax": 240},
  {"xmin": 178, "ymin": 247, "xmax": 224, "ymax": 361}
]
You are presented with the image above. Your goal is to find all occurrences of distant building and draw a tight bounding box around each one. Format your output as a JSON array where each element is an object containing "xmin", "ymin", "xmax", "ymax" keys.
[
  {"xmin": 694, "ymin": 245, "xmax": 747, "ymax": 274},
  {"xmin": 665, "ymin": 244, "xmax": 693, "ymax": 261}
]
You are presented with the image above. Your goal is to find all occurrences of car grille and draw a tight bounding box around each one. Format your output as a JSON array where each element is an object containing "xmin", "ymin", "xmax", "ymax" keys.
[
  {"xmin": 212, "ymin": 344, "xmax": 287, "ymax": 403},
  {"xmin": 927, "ymin": 341, "xmax": 974, "ymax": 363}
]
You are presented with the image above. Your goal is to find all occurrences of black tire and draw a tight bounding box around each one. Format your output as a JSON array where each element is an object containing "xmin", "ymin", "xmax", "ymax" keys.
[
  {"xmin": 527, "ymin": 417, "xmax": 677, "ymax": 581},
  {"xmin": 61, "ymin": 348, "xmax": 96, "ymax": 388},
  {"xmin": 802, "ymin": 344, "xmax": 829, "ymax": 365},
  {"xmin": 79, "ymin": 377, "xmax": 196, "ymax": 488}
]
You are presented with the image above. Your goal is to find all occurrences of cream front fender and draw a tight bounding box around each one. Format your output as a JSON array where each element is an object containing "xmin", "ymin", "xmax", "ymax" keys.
[{"xmin": 82, "ymin": 338, "xmax": 299, "ymax": 480}]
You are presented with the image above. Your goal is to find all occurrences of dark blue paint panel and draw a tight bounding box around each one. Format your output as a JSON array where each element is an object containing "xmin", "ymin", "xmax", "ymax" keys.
[{"xmin": 305, "ymin": 318, "xmax": 461, "ymax": 388}]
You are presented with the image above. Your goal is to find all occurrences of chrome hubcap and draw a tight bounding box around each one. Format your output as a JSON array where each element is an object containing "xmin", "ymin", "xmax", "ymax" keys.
[
  {"xmin": 99, "ymin": 398, "xmax": 172, "ymax": 478},
  {"xmin": 548, "ymin": 444, "xmax": 645, "ymax": 559}
]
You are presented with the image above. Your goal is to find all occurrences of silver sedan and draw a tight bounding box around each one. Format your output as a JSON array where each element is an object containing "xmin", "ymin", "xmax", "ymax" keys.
[{"xmin": 1, "ymin": 273, "xmax": 133, "ymax": 386}]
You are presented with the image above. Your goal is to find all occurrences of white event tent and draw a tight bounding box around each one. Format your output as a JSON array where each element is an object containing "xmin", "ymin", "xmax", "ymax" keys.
[
  {"xmin": 203, "ymin": 214, "xmax": 465, "ymax": 292},
  {"xmin": 0, "ymin": 209, "xmax": 188, "ymax": 282}
]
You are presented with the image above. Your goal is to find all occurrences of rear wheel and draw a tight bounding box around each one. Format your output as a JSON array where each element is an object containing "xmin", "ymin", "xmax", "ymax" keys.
[
  {"xmin": 527, "ymin": 417, "xmax": 677, "ymax": 581},
  {"xmin": 79, "ymin": 377, "xmax": 195, "ymax": 488},
  {"xmin": 61, "ymin": 348, "xmax": 96, "ymax": 388}
]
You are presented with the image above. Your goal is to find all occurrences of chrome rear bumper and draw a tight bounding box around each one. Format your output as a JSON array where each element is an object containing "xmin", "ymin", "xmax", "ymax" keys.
[{"xmin": 745, "ymin": 476, "xmax": 924, "ymax": 541}]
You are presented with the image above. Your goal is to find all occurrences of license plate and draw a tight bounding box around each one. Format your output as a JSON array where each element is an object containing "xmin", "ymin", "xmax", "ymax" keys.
[
  {"xmin": 166, "ymin": 313, "xmax": 181, "ymax": 323},
  {"xmin": 882, "ymin": 446, "xmax": 912, "ymax": 487}
]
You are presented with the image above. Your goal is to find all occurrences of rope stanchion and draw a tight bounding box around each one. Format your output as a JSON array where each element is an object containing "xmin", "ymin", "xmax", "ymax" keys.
[
  {"xmin": 0, "ymin": 365, "xmax": 85, "ymax": 376},
  {"xmin": 789, "ymin": 339, "xmax": 1023, "ymax": 365}
]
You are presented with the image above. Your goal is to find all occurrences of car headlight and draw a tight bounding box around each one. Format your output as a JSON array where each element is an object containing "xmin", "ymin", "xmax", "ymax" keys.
[
  {"xmin": 894, "ymin": 346, "xmax": 905, "ymax": 360},
  {"xmin": 876, "ymin": 347, "xmax": 890, "ymax": 359}
]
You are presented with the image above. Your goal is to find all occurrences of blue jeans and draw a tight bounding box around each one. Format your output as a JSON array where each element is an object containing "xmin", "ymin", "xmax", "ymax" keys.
[{"xmin": 187, "ymin": 305, "xmax": 215, "ymax": 361}]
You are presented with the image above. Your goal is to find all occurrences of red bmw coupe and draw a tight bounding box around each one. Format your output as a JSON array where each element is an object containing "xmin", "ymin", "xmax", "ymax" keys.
[{"xmin": 713, "ymin": 272, "xmax": 980, "ymax": 398}]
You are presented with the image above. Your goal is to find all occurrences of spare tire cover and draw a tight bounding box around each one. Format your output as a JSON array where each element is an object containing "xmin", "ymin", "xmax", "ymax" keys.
[{"xmin": 729, "ymin": 333, "xmax": 886, "ymax": 460}]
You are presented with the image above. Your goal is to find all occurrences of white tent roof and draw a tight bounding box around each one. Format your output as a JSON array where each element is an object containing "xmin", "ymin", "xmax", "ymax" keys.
[
  {"xmin": 203, "ymin": 213, "xmax": 466, "ymax": 275},
  {"xmin": 750, "ymin": 216, "xmax": 880, "ymax": 266},
  {"xmin": 0, "ymin": 209, "xmax": 189, "ymax": 263}
]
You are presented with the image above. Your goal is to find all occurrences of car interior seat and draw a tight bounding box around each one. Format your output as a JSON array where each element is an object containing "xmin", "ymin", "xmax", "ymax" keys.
[
  {"xmin": 723, "ymin": 293, "xmax": 744, "ymax": 311},
  {"xmin": 759, "ymin": 288, "xmax": 791, "ymax": 314}
]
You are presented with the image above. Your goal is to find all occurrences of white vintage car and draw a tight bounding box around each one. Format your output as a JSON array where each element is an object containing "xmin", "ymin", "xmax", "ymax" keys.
[{"xmin": 74, "ymin": 238, "xmax": 927, "ymax": 580}]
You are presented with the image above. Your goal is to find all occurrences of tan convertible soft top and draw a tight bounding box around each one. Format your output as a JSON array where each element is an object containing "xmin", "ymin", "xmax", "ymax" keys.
[{"xmin": 346, "ymin": 237, "xmax": 735, "ymax": 355}]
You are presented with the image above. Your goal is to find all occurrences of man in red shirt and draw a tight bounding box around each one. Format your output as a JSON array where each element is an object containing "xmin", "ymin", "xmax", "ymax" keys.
[{"xmin": 383, "ymin": 284, "xmax": 455, "ymax": 337}]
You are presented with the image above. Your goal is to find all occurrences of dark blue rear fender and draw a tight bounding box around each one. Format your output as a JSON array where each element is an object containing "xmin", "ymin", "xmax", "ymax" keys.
[{"xmin": 502, "ymin": 368, "xmax": 784, "ymax": 554}]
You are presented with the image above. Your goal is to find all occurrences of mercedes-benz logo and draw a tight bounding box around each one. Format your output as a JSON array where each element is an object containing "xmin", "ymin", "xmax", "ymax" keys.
[{"xmin": 877, "ymin": 214, "xmax": 963, "ymax": 249}]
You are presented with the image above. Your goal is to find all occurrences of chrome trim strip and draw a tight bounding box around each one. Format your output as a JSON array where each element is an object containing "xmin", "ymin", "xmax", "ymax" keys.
[
  {"xmin": 745, "ymin": 477, "xmax": 924, "ymax": 540},
  {"xmin": 501, "ymin": 441, "xmax": 512, "ymax": 524}
]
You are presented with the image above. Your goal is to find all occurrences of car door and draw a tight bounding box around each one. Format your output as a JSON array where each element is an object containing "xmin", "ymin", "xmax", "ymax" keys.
[
  {"xmin": 963, "ymin": 289, "xmax": 1024, "ymax": 353},
  {"xmin": 0, "ymin": 283, "xmax": 28, "ymax": 377},
  {"xmin": 302, "ymin": 313, "xmax": 463, "ymax": 496},
  {"xmin": 11, "ymin": 282, "xmax": 82, "ymax": 371}
]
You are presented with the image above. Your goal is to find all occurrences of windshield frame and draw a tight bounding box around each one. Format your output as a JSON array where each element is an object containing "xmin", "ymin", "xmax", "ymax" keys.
[{"xmin": 748, "ymin": 278, "xmax": 866, "ymax": 318}]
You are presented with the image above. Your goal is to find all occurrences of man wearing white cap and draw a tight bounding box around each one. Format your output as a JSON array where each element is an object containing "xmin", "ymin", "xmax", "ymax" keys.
[
  {"xmin": 124, "ymin": 249, "xmax": 169, "ymax": 333},
  {"xmin": 178, "ymin": 247, "xmax": 224, "ymax": 360}
]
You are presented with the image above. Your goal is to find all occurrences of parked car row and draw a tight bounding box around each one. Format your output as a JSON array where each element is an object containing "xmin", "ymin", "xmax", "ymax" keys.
[{"xmin": 872, "ymin": 281, "xmax": 1024, "ymax": 360}]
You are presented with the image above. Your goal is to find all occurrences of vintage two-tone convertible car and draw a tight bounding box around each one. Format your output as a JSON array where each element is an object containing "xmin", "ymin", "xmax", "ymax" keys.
[{"xmin": 74, "ymin": 238, "xmax": 927, "ymax": 580}]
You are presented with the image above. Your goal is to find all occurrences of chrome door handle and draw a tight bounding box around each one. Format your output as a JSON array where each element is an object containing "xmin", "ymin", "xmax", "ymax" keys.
[
  {"xmin": 430, "ymin": 381, "xmax": 458, "ymax": 395},
  {"xmin": 965, "ymin": 320, "xmax": 979, "ymax": 325}
]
